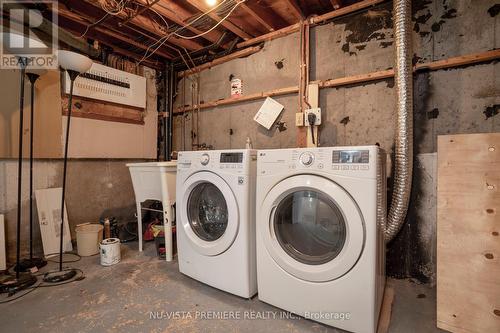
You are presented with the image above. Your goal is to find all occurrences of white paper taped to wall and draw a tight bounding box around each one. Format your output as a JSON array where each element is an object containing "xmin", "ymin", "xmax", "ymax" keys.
[{"xmin": 253, "ymin": 97, "xmax": 284, "ymax": 130}]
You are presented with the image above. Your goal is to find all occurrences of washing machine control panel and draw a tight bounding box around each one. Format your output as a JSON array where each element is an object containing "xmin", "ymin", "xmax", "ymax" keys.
[
  {"xmin": 299, "ymin": 152, "xmax": 314, "ymax": 166},
  {"xmin": 220, "ymin": 152, "xmax": 243, "ymax": 163},
  {"xmin": 177, "ymin": 150, "xmax": 256, "ymax": 175}
]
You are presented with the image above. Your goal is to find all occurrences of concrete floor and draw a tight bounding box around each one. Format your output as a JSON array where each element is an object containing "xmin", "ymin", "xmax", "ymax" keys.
[{"xmin": 0, "ymin": 242, "xmax": 445, "ymax": 333}]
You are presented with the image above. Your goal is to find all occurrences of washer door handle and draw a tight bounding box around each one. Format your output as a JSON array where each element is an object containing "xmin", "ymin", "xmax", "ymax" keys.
[{"xmin": 268, "ymin": 205, "xmax": 277, "ymax": 240}]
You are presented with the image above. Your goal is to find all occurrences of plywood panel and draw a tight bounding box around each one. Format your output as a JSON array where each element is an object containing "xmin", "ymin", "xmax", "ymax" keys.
[{"xmin": 437, "ymin": 133, "xmax": 500, "ymax": 333}]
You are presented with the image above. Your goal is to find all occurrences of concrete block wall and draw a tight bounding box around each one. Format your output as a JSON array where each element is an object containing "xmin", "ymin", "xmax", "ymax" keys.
[{"xmin": 172, "ymin": 0, "xmax": 499, "ymax": 284}]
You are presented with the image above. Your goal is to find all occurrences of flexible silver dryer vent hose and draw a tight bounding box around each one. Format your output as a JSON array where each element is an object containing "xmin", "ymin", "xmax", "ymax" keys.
[{"xmin": 385, "ymin": 0, "xmax": 414, "ymax": 242}]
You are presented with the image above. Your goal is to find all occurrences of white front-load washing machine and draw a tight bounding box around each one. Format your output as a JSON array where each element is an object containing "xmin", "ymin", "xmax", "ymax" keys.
[
  {"xmin": 176, "ymin": 149, "xmax": 257, "ymax": 298},
  {"xmin": 256, "ymin": 146, "xmax": 386, "ymax": 333}
]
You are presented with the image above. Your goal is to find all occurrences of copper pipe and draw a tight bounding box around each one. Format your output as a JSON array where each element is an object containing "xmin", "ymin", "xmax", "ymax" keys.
[
  {"xmin": 298, "ymin": 21, "xmax": 305, "ymax": 113},
  {"xmin": 304, "ymin": 21, "xmax": 311, "ymax": 109}
]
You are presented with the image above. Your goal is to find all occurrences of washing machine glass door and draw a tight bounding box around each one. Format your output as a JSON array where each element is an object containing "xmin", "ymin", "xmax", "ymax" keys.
[
  {"xmin": 261, "ymin": 174, "xmax": 364, "ymax": 282},
  {"xmin": 181, "ymin": 171, "xmax": 239, "ymax": 256}
]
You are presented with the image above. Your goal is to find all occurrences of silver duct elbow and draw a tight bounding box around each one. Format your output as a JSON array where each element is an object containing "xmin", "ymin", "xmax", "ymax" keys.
[{"xmin": 385, "ymin": 0, "xmax": 414, "ymax": 242}]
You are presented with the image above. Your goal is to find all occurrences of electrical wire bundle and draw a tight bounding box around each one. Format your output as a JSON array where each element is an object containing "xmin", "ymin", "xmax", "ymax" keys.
[
  {"xmin": 99, "ymin": 0, "xmax": 126, "ymax": 15},
  {"xmin": 139, "ymin": 0, "xmax": 246, "ymax": 64},
  {"xmin": 76, "ymin": 0, "xmax": 246, "ymax": 75}
]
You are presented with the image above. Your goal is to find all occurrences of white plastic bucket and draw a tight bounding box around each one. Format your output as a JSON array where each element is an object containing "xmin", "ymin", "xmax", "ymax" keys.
[
  {"xmin": 100, "ymin": 238, "xmax": 121, "ymax": 266},
  {"xmin": 75, "ymin": 223, "xmax": 103, "ymax": 256}
]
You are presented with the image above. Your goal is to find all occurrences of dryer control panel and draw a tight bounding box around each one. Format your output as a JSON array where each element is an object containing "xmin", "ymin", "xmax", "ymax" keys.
[{"xmin": 257, "ymin": 146, "xmax": 379, "ymax": 179}]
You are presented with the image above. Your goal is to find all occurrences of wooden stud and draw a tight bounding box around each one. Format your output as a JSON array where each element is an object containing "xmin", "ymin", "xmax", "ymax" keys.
[
  {"xmin": 237, "ymin": 23, "xmax": 300, "ymax": 49},
  {"xmin": 414, "ymin": 49, "xmax": 500, "ymax": 71},
  {"xmin": 175, "ymin": 85, "xmax": 299, "ymax": 113},
  {"xmin": 178, "ymin": 45, "xmax": 263, "ymax": 77},
  {"xmin": 310, "ymin": 0, "xmax": 385, "ymax": 25},
  {"xmin": 174, "ymin": 49, "xmax": 500, "ymax": 113},
  {"xmin": 319, "ymin": 69, "xmax": 395, "ymax": 88}
]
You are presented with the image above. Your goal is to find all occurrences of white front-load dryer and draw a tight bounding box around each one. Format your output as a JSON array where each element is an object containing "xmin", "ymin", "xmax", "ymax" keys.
[
  {"xmin": 176, "ymin": 149, "xmax": 257, "ymax": 298},
  {"xmin": 256, "ymin": 146, "xmax": 386, "ymax": 333}
]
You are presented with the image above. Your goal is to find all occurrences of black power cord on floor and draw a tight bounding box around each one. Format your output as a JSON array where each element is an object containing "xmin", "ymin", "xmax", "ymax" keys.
[
  {"xmin": 45, "ymin": 252, "xmax": 82, "ymax": 264},
  {"xmin": 3, "ymin": 253, "xmax": 82, "ymax": 278},
  {"xmin": 0, "ymin": 267, "xmax": 85, "ymax": 304},
  {"xmin": 0, "ymin": 282, "xmax": 40, "ymax": 304}
]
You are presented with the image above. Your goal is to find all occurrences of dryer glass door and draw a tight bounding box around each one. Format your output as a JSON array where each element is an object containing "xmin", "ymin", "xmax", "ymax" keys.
[
  {"xmin": 273, "ymin": 190, "xmax": 346, "ymax": 265},
  {"xmin": 260, "ymin": 174, "xmax": 364, "ymax": 282}
]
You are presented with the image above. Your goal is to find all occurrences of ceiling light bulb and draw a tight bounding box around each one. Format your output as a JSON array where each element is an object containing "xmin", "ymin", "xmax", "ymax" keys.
[{"xmin": 206, "ymin": 0, "xmax": 217, "ymax": 6}]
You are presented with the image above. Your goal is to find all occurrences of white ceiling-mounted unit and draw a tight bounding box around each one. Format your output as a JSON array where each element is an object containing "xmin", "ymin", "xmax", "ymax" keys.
[{"xmin": 63, "ymin": 62, "xmax": 147, "ymax": 109}]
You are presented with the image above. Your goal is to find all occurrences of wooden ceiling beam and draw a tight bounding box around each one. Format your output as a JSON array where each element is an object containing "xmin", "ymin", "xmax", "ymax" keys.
[
  {"xmin": 79, "ymin": 0, "xmax": 204, "ymax": 51},
  {"xmin": 284, "ymin": 0, "xmax": 305, "ymax": 21},
  {"xmin": 142, "ymin": 0, "xmax": 228, "ymax": 47},
  {"xmin": 237, "ymin": 0, "xmax": 386, "ymax": 49},
  {"xmin": 185, "ymin": 0, "xmax": 253, "ymax": 40},
  {"xmin": 60, "ymin": 22, "xmax": 162, "ymax": 69},
  {"xmin": 55, "ymin": 5, "xmax": 175, "ymax": 59},
  {"xmin": 240, "ymin": 3, "xmax": 273, "ymax": 32},
  {"xmin": 330, "ymin": 0, "xmax": 343, "ymax": 10},
  {"xmin": 240, "ymin": 2, "xmax": 288, "ymax": 32}
]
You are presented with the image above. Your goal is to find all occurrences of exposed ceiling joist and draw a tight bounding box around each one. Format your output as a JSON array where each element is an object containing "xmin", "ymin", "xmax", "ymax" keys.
[
  {"xmin": 42, "ymin": 0, "xmax": 380, "ymax": 69},
  {"xmin": 240, "ymin": 3, "xmax": 273, "ymax": 32},
  {"xmin": 55, "ymin": 5, "xmax": 175, "ymax": 59},
  {"xmin": 144, "ymin": 0, "xmax": 228, "ymax": 47},
  {"xmin": 80, "ymin": 0, "xmax": 204, "ymax": 51},
  {"xmin": 61, "ymin": 23, "xmax": 161, "ymax": 68},
  {"xmin": 284, "ymin": 0, "xmax": 305, "ymax": 20},
  {"xmin": 240, "ymin": 2, "xmax": 288, "ymax": 32},
  {"xmin": 185, "ymin": 0, "xmax": 253, "ymax": 40}
]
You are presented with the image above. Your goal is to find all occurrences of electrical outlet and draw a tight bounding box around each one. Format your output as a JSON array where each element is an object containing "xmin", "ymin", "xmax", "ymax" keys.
[
  {"xmin": 295, "ymin": 112, "xmax": 304, "ymax": 127},
  {"xmin": 305, "ymin": 108, "xmax": 321, "ymax": 125}
]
